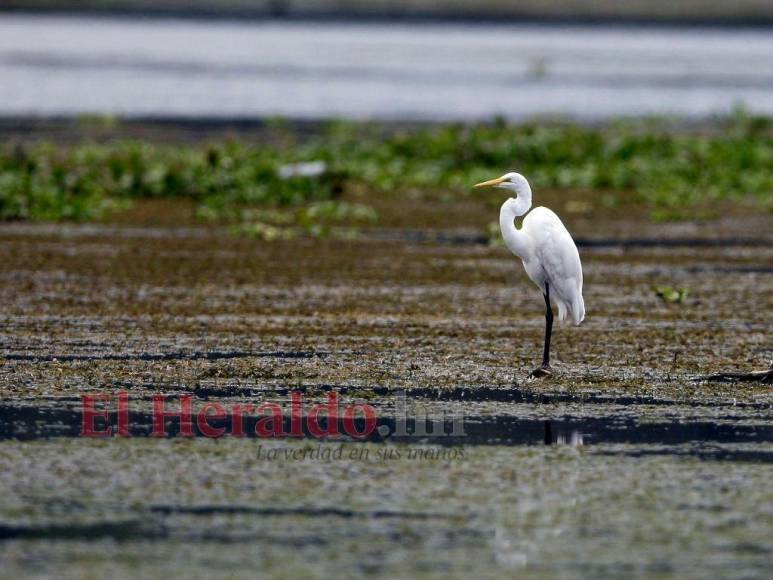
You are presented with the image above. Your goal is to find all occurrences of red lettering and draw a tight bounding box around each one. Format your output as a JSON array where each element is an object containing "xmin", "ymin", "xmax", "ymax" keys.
[
  {"xmin": 308, "ymin": 392, "xmax": 341, "ymax": 438},
  {"xmin": 197, "ymin": 402, "xmax": 227, "ymax": 438},
  {"xmin": 255, "ymin": 402, "xmax": 285, "ymax": 437},
  {"xmin": 81, "ymin": 394, "xmax": 111, "ymax": 437},
  {"xmin": 116, "ymin": 391, "xmax": 130, "ymax": 437},
  {"xmin": 343, "ymin": 403, "xmax": 377, "ymax": 439},
  {"xmin": 152, "ymin": 394, "xmax": 193, "ymax": 437},
  {"xmin": 231, "ymin": 403, "xmax": 255, "ymax": 437},
  {"xmin": 289, "ymin": 391, "xmax": 303, "ymax": 437}
]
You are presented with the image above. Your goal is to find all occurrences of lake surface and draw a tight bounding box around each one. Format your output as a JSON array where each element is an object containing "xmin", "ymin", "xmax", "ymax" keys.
[{"xmin": 1, "ymin": 15, "xmax": 773, "ymax": 120}]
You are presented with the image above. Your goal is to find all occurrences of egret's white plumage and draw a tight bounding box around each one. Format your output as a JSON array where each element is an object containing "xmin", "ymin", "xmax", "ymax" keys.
[{"xmin": 475, "ymin": 171, "xmax": 584, "ymax": 374}]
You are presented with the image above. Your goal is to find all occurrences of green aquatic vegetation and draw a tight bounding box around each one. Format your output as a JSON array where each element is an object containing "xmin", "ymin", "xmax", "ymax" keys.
[
  {"xmin": 229, "ymin": 201, "xmax": 379, "ymax": 240},
  {"xmin": 298, "ymin": 201, "xmax": 378, "ymax": 227},
  {"xmin": 0, "ymin": 141, "xmax": 347, "ymax": 222},
  {"xmin": 0, "ymin": 111, "xmax": 771, "ymax": 222},
  {"xmin": 228, "ymin": 221, "xmax": 297, "ymax": 241},
  {"xmin": 653, "ymin": 286, "xmax": 689, "ymax": 304}
]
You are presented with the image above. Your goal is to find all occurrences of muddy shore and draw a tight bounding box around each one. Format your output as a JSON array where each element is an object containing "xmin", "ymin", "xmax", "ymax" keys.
[{"xmin": 0, "ymin": 120, "xmax": 771, "ymax": 575}]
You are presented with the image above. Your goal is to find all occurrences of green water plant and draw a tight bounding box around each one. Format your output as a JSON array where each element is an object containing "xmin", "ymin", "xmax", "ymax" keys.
[{"xmin": 1, "ymin": 111, "xmax": 770, "ymax": 223}]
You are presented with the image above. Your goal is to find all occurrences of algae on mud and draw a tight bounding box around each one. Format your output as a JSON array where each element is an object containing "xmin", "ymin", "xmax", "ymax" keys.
[{"xmin": 0, "ymin": 203, "xmax": 770, "ymax": 397}]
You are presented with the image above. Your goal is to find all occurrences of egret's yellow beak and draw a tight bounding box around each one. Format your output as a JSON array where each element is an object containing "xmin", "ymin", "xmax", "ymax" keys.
[{"xmin": 473, "ymin": 176, "xmax": 507, "ymax": 189}]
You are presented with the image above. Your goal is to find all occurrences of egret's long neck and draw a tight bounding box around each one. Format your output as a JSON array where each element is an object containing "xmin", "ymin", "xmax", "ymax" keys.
[{"xmin": 499, "ymin": 181, "xmax": 532, "ymax": 259}]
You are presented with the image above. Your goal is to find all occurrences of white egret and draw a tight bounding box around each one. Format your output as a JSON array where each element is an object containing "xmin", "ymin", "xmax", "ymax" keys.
[{"xmin": 475, "ymin": 172, "xmax": 585, "ymax": 377}]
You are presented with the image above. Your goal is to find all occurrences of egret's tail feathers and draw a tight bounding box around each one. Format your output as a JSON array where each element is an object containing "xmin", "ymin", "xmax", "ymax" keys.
[
  {"xmin": 553, "ymin": 284, "xmax": 584, "ymax": 325},
  {"xmin": 557, "ymin": 301, "xmax": 567, "ymax": 322},
  {"xmin": 571, "ymin": 295, "xmax": 585, "ymax": 326}
]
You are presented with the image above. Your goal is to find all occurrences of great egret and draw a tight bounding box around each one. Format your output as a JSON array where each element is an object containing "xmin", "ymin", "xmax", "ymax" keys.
[{"xmin": 475, "ymin": 172, "xmax": 584, "ymax": 377}]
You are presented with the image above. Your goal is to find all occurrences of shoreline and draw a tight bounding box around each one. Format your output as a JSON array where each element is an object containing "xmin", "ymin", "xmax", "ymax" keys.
[
  {"xmin": 2, "ymin": 6, "xmax": 773, "ymax": 28},
  {"xmin": 1, "ymin": 114, "xmax": 767, "ymax": 144}
]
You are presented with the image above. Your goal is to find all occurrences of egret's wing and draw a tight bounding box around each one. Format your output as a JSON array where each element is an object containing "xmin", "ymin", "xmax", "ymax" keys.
[{"xmin": 528, "ymin": 208, "xmax": 584, "ymax": 323}]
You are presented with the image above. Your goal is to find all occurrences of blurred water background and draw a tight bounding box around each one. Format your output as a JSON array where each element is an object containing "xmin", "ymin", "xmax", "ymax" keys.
[{"xmin": 1, "ymin": 1, "xmax": 772, "ymax": 121}]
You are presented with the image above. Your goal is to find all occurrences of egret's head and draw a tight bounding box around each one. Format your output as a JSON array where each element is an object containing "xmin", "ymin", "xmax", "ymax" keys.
[{"xmin": 473, "ymin": 172, "xmax": 529, "ymax": 194}]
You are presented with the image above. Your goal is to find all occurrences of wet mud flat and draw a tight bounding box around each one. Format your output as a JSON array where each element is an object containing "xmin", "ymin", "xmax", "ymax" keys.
[{"xmin": 0, "ymin": 209, "xmax": 771, "ymax": 577}]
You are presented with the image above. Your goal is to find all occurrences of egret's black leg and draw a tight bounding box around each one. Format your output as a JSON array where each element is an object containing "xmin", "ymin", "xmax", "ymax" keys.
[
  {"xmin": 530, "ymin": 283, "xmax": 553, "ymax": 378},
  {"xmin": 542, "ymin": 283, "xmax": 553, "ymax": 368}
]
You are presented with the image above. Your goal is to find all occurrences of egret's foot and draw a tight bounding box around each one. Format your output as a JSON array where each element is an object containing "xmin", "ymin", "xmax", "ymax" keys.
[{"xmin": 529, "ymin": 365, "xmax": 552, "ymax": 379}]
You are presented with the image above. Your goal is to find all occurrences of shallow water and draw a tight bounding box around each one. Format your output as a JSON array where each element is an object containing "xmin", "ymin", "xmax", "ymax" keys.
[{"xmin": 1, "ymin": 439, "xmax": 771, "ymax": 578}]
